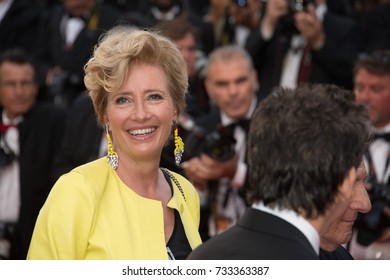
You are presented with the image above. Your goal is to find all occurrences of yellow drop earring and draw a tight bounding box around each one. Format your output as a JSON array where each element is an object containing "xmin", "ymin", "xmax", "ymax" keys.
[
  {"xmin": 105, "ymin": 124, "xmax": 119, "ymax": 170},
  {"xmin": 174, "ymin": 127, "xmax": 184, "ymax": 166}
]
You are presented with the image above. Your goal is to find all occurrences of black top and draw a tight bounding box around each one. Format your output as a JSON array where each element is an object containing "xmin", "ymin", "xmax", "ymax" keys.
[
  {"xmin": 167, "ymin": 210, "xmax": 192, "ymax": 260},
  {"xmin": 163, "ymin": 171, "xmax": 192, "ymax": 260}
]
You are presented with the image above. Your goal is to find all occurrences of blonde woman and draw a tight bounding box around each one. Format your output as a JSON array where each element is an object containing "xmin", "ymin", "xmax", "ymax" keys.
[{"xmin": 27, "ymin": 26, "xmax": 202, "ymax": 260}]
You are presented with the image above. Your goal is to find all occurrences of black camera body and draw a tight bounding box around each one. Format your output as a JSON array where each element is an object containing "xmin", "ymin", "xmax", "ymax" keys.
[
  {"xmin": 260, "ymin": 0, "xmax": 315, "ymax": 34},
  {"xmin": 183, "ymin": 125, "xmax": 237, "ymax": 162},
  {"xmin": 49, "ymin": 71, "xmax": 70, "ymax": 99},
  {"xmin": 289, "ymin": 0, "xmax": 313, "ymax": 13},
  {"xmin": 49, "ymin": 71, "xmax": 83, "ymax": 107},
  {"xmin": 261, "ymin": 0, "xmax": 314, "ymax": 13},
  {"xmin": 355, "ymin": 181, "xmax": 390, "ymax": 246}
]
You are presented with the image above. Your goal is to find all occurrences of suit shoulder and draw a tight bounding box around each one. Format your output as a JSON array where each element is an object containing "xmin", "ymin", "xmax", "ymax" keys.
[
  {"xmin": 187, "ymin": 228, "xmax": 237, "ymax": 260},
  {"xmin": 34, "ymin": 102, "xmax": 66, "ymax": 116},
  {"xmin": 24, "ymin": 103, "xmax": 65, "ymax": 127},
  {"xmin": 324, "ymin": 11, "xmax": 357, "ymax": 28}
]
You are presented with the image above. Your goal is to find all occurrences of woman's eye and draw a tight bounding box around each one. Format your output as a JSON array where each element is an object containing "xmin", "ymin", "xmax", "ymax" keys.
[
  {"xmin": 115, "ymin": 96, "xmax": 129, "ymax": 104},
  {"xmin": 148, "ymin": 94, "xmax": 163, "ymax": 101}
]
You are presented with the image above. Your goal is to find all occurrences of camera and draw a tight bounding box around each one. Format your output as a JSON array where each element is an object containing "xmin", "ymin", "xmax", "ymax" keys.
[
  {"xmin": 49, "ymin": 71, "xmax": 69, "ymax": 97},
  {"xmin": 289, "ymin": 0, "xmax": 313, "ymax": 13},
  {"xmin": 260, "ymin": 0, "xmax": 314, "ymax": 33},
  {"xmin": 261, "ymin": 0, "xmax": 313, "ymax": 13},
  {"xmin": 355, "ymin": 182, "xmax": 390, "ymax": 246},
  {"xmin": 49, "ymin": 71, "xmax": 82, "ymax": 107},
  {"xmin": 183, "ymin": 124, "xmax": 237, "ymax": 162}
]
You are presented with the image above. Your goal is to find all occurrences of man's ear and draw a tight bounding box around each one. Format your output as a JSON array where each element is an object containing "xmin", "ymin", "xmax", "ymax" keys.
[{"xmin": 204, "ymin": 78, "xmax": 215, "ymax": 101}]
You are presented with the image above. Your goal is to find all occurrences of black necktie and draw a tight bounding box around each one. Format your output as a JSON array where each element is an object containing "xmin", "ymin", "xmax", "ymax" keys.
[
  {"xmin": 230, "ymin": 119, "xmax": 250, "ymax": 134},
  {"xmin": 373, "ymin": 133, "xmax": 390, "ymax": 142},
  {"xmin": 220, "ymin": 119, "xmax": 250, "ymax": 136},
  {"xmin": 67, "ymin": 13, "xmax": 88, "ymax": 22}
]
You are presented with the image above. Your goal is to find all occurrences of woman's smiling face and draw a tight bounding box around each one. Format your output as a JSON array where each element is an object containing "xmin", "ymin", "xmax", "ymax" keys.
[{"xmin": 105, "ymin": 62, "xmax": 177, "ymax": 163}]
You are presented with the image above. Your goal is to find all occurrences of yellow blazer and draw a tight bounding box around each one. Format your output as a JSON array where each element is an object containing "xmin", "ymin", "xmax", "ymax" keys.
[{"xmin": 27, "ymin": 158, "xmax": 202, "ymax": 259}]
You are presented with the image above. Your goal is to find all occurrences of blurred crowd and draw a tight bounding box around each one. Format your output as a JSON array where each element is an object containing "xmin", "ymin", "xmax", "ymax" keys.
[
  {"xmin": 2, "ymin": 0, "xmax": 389, "ymax": 107},
  {"xmin": 2, "ymin": 0, "xmax": 390, "ymax": 260}
]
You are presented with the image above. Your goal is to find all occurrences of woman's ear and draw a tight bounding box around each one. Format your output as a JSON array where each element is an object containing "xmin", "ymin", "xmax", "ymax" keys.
[{"xmin": 173, "ymin": 110, "xmax": 179, "ymax": 123}]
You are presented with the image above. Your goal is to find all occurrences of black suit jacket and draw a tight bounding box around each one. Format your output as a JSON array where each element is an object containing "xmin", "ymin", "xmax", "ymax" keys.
[
  {"xmin": 51, "ymin": 93, "xmax": 103, "ymax": 182},
  {"xmin": 245, "ymin": 11, "xmax": 363, "ymax": 99},
  {"xmin": 187, "ymin": 208, "xmax": 318, "ymax": 260},
  {"xmin": 0, "ymin": 102, "xmax": 66, "ymax": 259},
  {"xmin": 0, "ymin": 0, "xmax": 42, "ymax": 54},
  {"xmin": 364, "ymin": 4, "xmax": 390, "ymax": 52},
  {"xmin": 319, "ymin": 246, "xmax": 354, "ymax": 260}
]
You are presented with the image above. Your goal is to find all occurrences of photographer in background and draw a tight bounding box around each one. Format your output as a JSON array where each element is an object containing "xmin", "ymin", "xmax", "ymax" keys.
[
  {"xmin": 34, "ymin": 0, "xmax": 120, "ymax": 108},
  {"xmin": 246, "ymin": 0, "xmax": 363, "ymax": 100},
  {"xmin": 0, "ymin": 49, "xmax": 65, "ymax": 259},
  {"xmin": 182, "ymin": 45, "xmax": 259, "ymax": 241},
  {"xmin": 350, "ymin": 49, "xmax": 390, "ymax": 259}
]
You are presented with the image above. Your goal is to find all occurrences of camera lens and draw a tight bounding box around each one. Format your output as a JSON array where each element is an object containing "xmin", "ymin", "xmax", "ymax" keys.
[
  {"xmin": 235, "ymin": 0, "xmax": 247, "ymax": 8},
  {"xmin": 203, "ymin": 131, "xmax": 236, "ymax": 162}
]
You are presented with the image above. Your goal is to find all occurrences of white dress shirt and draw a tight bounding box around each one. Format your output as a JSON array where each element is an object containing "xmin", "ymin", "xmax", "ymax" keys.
[
  {"xmin": 0, "ymin": 111, "xmax": 22, "ymax": 222},
  {"xmin": 60, "ymin": 14, "xmax": 86, "ymax": 48},
  {"xmin": 368, "ymin": 123, "xmax": 390, "ymax": 183}
]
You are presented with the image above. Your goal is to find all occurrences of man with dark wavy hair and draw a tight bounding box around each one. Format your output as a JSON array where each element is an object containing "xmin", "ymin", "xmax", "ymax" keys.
[{"xmin": 188, "ymin": 84, "xmax": 371, "ymax": 259}]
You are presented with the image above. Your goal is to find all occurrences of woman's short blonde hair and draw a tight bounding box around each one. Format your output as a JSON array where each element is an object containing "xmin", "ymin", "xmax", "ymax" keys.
[{"xmin": 84, "ymin": 25, "xmax": 188, "ymax": 126}]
